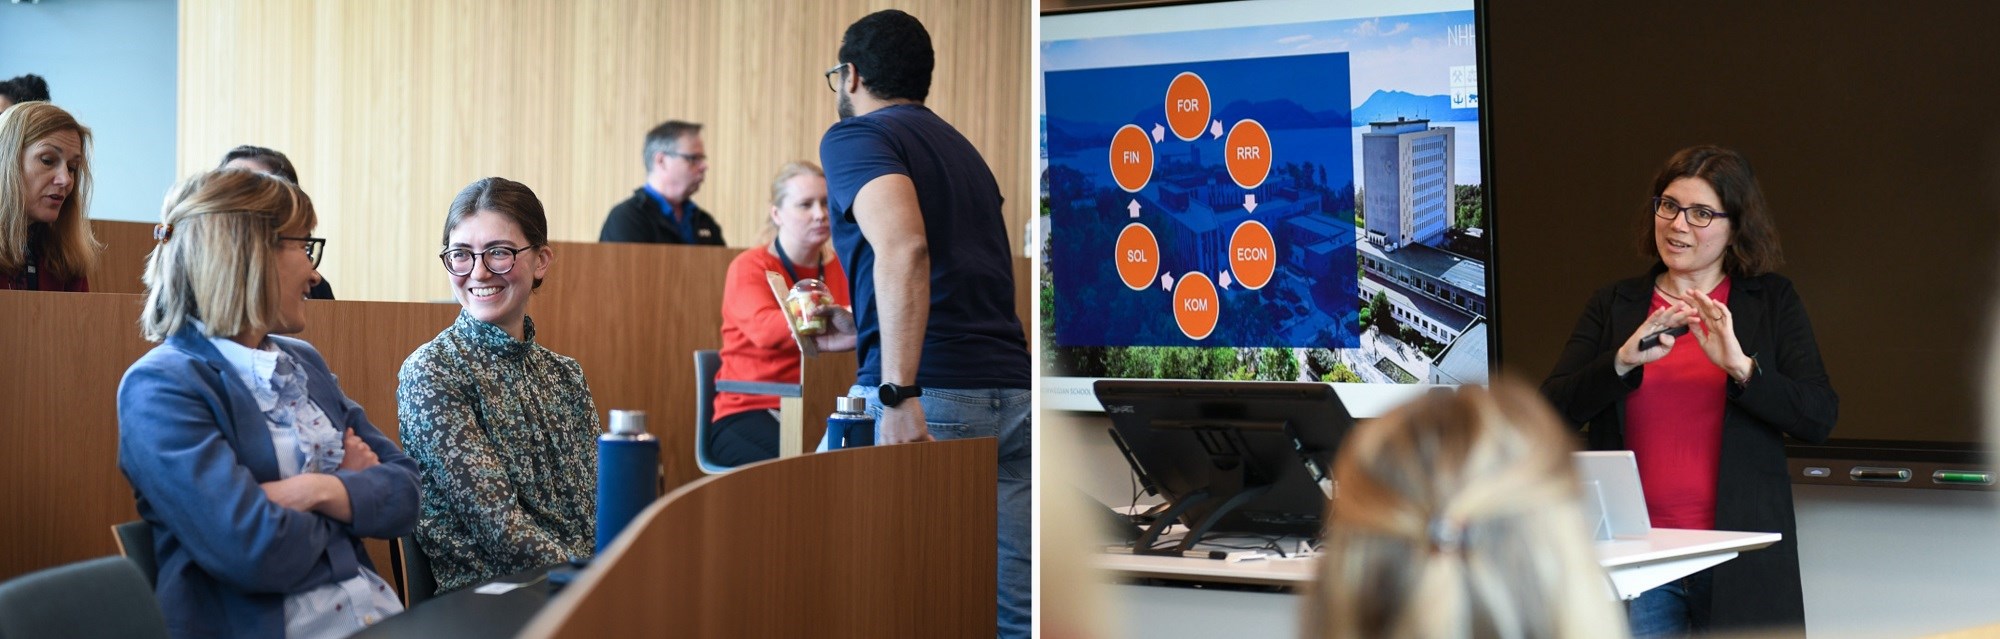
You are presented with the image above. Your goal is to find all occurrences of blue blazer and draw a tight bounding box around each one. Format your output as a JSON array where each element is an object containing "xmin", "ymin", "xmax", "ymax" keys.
[{"xmin": 117, "ymin": 324, "xmax": 419, "ymax": 639}]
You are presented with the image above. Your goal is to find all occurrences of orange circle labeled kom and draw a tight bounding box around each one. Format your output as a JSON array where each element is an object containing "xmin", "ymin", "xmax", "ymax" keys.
[
  {"xmin": 1224, "ymin": 119, "xmax": 1272, "ymax": 189},
  {"xmin": 1108, "ymin": 124, "xmax": 1154, "ymax": 193},
  {"xmin": 1114, "ymin": 223, "xmax": 1160, "ymax": 291},
  {"xmin": 1164, "ymin": 72, "xmax": 1211, "ymax": 142},
  {"xmin": 1229, "ymin": 220, "xmax": 1276, "ymax": 290},
  {"xmin": 1173, "ymin": 272, "xmax": 1220, "ymax": 341}
]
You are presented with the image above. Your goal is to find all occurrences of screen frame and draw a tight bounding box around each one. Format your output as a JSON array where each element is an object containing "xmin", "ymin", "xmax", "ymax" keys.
[{"xmin": 1037, "ymin": 0, "xmax": 1502, "ymax": 416}]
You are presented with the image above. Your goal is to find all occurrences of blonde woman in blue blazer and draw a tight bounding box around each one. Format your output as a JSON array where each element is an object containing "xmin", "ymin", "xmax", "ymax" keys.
[{"xmin": 117, "ymin": 169, "xmax": 419, "ymax": 639}]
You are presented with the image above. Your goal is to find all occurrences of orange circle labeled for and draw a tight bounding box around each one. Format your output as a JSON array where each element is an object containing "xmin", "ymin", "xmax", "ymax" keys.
[
  {"xmin": 1108, "ymin": 124, "xmax": 1154, "ymax": 193},
  {"xmin": 1164, "ymin": 72, "xmax": 1211, "ymax": 142},
  {"xmin": 1114, "ymin": 223, "xmax": 1160, "ymax": 291},
  {"xmin": 1224, "ymin": 119, "xmax": 1273, "ymax": 189},
  {"xmin": 1173, "ymin": 272, "xmax": 1220, "ymax": 341},
  {"xmin": 1228, "ymin": 220, "xmax": 1276, "ymax": 290}
]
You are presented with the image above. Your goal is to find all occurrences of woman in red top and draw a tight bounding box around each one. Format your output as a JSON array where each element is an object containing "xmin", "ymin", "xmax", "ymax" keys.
[
  {"xmin": 0, "ymin": 101, "xmax": 97, "ymax": 292},
  {"xmin": 1543, "ymin": 145, "xmax": 1837, "ymax": 637},
  {"xmin": 711, "ymin": 161, "xmax": 851, "ymax": 466}
]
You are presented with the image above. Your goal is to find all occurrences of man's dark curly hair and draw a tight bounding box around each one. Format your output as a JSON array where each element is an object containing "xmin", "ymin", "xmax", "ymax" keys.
[
  {"xmin": 0, "ymin": 74, "xmax": 52, "ymax": 105},
  {"xmin": 837, "ymin": 10, "xmax": 934, "ymax": 103}
]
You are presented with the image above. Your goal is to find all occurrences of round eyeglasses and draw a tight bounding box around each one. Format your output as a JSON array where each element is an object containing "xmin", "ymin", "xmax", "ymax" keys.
[
  {"xmin": 439, "ymin": 245, "xmax": 538, "ymax": 276},
  {"xmin": 1652, "ymin": 197, "xmax": 1731, "ymax": 228},
  {"xmin": 824, "ymin": 62, "xmax": 847, "ymax": 93}
]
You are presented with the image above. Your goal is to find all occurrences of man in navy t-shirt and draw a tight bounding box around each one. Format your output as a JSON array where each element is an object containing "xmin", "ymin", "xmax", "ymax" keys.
[{"xmin": 814, "ymin": 9, "xmax": 1031, "ymax": 638}]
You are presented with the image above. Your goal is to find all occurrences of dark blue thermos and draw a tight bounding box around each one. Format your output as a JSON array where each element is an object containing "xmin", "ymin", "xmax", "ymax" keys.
[
  {"xmin": 596, "ymin": 409, "xmax": 659, "ymax": 552},
  {"xmin": 825, "ymin": 396, "xmax": 875, "ymax": 450}
]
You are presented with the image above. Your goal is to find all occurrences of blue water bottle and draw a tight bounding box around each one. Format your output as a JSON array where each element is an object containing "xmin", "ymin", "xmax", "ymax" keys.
[
  {"xmin": 595, "ymin": 409, "xmax": 659, "ymax": 552},
  {"xmin": 826, "ymin": 396, "xmax": 875, "ymax": 450}
]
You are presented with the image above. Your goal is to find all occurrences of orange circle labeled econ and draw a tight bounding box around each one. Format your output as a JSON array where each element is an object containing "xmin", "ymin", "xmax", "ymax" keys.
[
  {"xmin": 1229, "ymin": 220, "xmax": 1276, "ymax": 290},
  {"xmin": 1108, "ymin": 124, "xmax": 1154, "ymax": 193},
  {"xmin": 1164, "ymin": 72, "xmax": 1212, "ymax": 142},
  {"xmin": 1114, "ymin": 223, "xmax": 1160, "ymax": 291},
  {"xmin": 1173, "ymin": 272, "xmax": 1220, "ymax": 341},
  {"xmin": 1224, "ymin": 119, "xmax": 1272, "ymax": 189}
]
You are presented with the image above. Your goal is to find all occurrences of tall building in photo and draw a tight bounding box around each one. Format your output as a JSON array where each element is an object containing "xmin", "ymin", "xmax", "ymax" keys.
[{"xmin": 1362, "ymin": 118, "xmax": 1455, "ymax": 251}]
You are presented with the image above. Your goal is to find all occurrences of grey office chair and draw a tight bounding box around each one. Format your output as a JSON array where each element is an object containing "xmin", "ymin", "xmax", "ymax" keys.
[
  {"xmin": 0, "ymin": 556, "xmax": 170, "ymax": 639},
  {"xmin": 110, "ymin": 520, "xmax": 158, "ymax": 588},
  {"xmin": 390, "ymin": 534, "xmax": 438, "ymax": 608},
  {"xmin": 693, "ymin": 349, "xmax": 801, "ymax": 474}
]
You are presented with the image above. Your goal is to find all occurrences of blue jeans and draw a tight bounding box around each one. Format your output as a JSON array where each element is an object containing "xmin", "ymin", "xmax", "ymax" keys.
[
  {"xmin": 847, "ymin": 385, "xmax": 1032, "ymax": 639},
  {"xmin": 1627, "ymin": 570, "xmax": 1712, "ymax": 638}
]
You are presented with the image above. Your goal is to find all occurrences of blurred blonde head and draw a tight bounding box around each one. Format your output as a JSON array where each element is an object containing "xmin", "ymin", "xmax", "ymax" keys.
[
  {"xmin": 1305, "ymin": 378, "xmax": 1626, "ymax": 639},
  {"xmin": 0, "ymin": 101, "xmax": 98, "ymax": 281},
  {"xmin": 140, "ymin": 169, "xmax": 316, "ymax": 342}
]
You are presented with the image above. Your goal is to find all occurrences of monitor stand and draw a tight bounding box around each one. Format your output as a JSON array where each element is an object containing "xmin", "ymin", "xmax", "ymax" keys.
[{"xmin": 1130, "ymin": 482, "xmax": 1274, "ymax": 555}]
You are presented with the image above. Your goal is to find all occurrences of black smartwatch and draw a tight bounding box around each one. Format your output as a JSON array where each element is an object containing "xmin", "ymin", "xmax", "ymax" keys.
[{"xmin": 877, "ymin": 382, "xmax": 923, "ymax": 408}]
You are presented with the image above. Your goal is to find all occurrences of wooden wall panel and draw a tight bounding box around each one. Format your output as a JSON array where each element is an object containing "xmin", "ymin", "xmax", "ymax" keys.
[{"xmin": 178, "ymin": 0, "xmax": 1032, "ymax": 304}]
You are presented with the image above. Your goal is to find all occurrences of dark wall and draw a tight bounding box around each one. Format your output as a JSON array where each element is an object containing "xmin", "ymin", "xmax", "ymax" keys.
[{"xmin": 1487, "ymin": 3, "xmax": 2000, "ymax": 444}]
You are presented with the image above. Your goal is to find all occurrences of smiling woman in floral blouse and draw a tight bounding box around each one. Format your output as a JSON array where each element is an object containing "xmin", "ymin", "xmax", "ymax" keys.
[{"xmin": 397, "ymin": 177, "xmax": 598, "ymax": 593}]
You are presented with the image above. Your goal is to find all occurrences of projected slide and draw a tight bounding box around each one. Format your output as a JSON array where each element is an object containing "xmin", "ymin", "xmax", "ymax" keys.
[
  {"xmin": 1046, "ymin": 55, "xmax": 1355, "ymax": 348},
  {"xmin": 1041, "ymin": 6, "xmax": 1489, "ymax": 405}
]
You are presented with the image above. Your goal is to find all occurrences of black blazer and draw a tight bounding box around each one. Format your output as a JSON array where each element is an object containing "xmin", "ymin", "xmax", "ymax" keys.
[
  {"xmin": 597, "ymin": 187, "xmax": 726, "ymax": 246},
  {"xmin": 1542, "ymin": 266, "xmax": 1836, "ymax": 633}
]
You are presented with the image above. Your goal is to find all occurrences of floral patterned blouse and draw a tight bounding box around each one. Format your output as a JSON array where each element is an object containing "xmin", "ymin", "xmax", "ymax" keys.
[{"xmin": 397, "ymin": 311, "xmax": 599, "ymax": 593}]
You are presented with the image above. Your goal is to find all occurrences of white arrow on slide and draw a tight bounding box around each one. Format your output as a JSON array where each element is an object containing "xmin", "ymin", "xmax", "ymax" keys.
[
  {"xmin": 1152, "ymin": 123, "xmax": 1165, "ymax": 143},
  {"xmin": 1243, "ymin": 193, "xmax": 1259, "ymax": 214},
  {"xmin": 1220, "ymin": 271, "xmax": 1234, "ymax": 290},
  {"xmin": 1128, "ymin": 199, "xmax": 1141, "ymax": 218},
  {"xmin": 1210, "ymin": 120, "xmax": 1224, "ymax": 139},
  {"xmin": 1160, "ymin": 272, "xmax": 1175, "ymax": 291}
]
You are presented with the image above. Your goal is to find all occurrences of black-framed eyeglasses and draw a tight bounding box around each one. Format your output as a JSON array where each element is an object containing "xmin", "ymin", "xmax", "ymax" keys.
[
  {"xmin": 823, "ymin": 62, "xmax": 847, "ymax": 93},
  {"xmin": 438, "ymin": 244, "xmax": 540, "ymax": 276},
  {"xmin": 667, "ymin": 151, "xmax": 707, "ymax": 165},
  {"xmin": 280, "ymin": 236, "xmax": 326, "ymax": 268},
  {"xmin": 1651, "ymin": 197, "xmax": 1731, "ymax": 228}
]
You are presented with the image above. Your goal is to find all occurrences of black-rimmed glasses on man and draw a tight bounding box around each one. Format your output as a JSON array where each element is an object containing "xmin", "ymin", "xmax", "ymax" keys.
[
  {"xmin": 439, "ymin": 245, "xmax": 538, "ymax": 276},
  {"xmin": 281, "ymin": 236, "xmax": 326, "ymax": 268},
  {"xmin": 1652, "ymin": 197, "xmax": 1731, "ymax": 228},
  {"xmin": 824, "ymin": 62, "xmax": 847, "ymax": 93}
]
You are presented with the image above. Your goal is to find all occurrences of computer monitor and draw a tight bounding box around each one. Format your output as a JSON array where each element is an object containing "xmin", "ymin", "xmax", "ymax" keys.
[{"xmin": 1094, "ymin": 380, "xmax": 1356, "ymax": 553}]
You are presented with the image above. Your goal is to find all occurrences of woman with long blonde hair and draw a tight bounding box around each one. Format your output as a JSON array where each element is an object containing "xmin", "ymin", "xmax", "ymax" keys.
[
  {"xmin": 1306, "ymin": 379, "xmax": 1627, "ymax": 639},
  {"xmin": 0, "ymin": 101, "xmax": 98, "ymax": 291}
]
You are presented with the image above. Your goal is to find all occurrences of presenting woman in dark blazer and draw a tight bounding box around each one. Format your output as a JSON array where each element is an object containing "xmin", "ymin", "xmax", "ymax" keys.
[{"xmin": 1542, "ymin": 145, "xmax": 1836, "ymax": 637}]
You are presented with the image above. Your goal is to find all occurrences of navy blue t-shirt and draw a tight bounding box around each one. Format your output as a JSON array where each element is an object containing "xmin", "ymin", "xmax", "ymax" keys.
[{"xmin": 819, "ymin": 104, "xmax": 1029, "ymax": 389}]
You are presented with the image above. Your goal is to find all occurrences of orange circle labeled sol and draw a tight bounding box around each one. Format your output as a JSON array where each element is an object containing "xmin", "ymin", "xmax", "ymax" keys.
[
  {"xmin": 1164, "ymin": 72, "xmax": 1211, "ymax": 142},
  {"xmin": 1114, "ymin": 224, "xmax": 1160, "ymax": 291},
  {"xmin": 1225, "ymin": 119, "xmax": 1272, "ymax": 189},
  {"xmin": 1173, "ymin": 272, "xmax": 1220, "ymax": 341},
  {"xmin": 1108, "ymin": 124, "xmax": 1154, "ymax": 193},
  {"xmin": 1229, "ymin": 221, "xmax": 1276, "ymax": 290}
]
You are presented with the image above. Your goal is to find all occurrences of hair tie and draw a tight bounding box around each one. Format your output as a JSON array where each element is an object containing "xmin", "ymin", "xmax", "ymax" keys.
[
  {"xmin": 1428, "ymin": 517, "xmax": 1464, "ymax": 554},
  {"xmin": 153, "ymin": 224, "xmax": 173, "ymax": 243}
]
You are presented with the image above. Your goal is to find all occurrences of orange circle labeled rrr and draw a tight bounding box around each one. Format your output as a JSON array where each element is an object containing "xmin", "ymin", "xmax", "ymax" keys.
[
  {"xmin": 1229, "ymin": 221, "xmax": 1276, "ymax": 290},
  {"xmin": 1164, "ymin": 72, "xmax": 1212, "ymax": 142},
  {"xmin": 1224, "ymin": 119, "xmax": 1272, "ymax": 189},
  {"xmin": 1108, "ymin": 124, "xmax": 1154, "ymax": 193},
  {"xmin": 1114, "ymin": 224, "xmax": 1160, "ymax": 291},
  {"xmin": 1173, "ymin": 272, "xmax": 1220, "ymax": 341}
]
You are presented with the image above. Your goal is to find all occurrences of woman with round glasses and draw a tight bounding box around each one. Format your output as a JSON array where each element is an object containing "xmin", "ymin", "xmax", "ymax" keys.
[
  {"xmin": 119, "ymin": 169, "xmax": 417, "ymax": 637},
  {"xmin": 396, "ymin": 177, "xmax": 598, "ymax": 593},
  {"xmin": 1542, "ymin": 145, "xmax": 1836, "ymax": 636}
]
